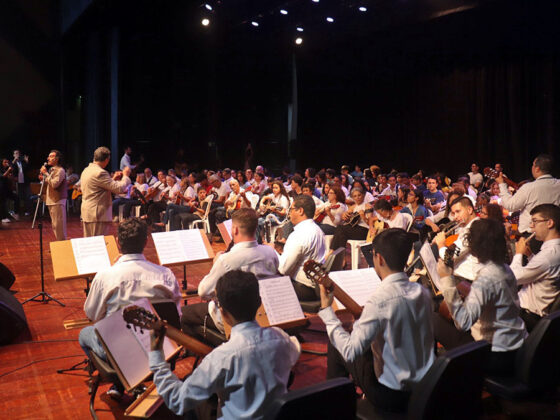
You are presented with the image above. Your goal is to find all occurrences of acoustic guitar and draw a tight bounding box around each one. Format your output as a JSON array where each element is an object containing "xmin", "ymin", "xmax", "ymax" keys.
[
  {"xmin": 365, "ymin": 219, "xmax": 389, "ymax": 243},
  {"xmin": 314, "ymin": 204, "xmax": 341, "ymax": 224},
  {"xmin": 303, "ymin": 260, "xmax": 363, "ymax": 318},
  {"xmin": 437, "ymin": 243, "xmax": 471, "ymax": 321},
  {"xmin": 344, "ymin": 207, "xmax": 374, "ymax": 227},
  {"xmin": 483, "ymin": 167, "xmax": 518, "ymax": 191},
  {"xmin": 123, "ymin": 306, "xmax": 212, "ymax": 357}
]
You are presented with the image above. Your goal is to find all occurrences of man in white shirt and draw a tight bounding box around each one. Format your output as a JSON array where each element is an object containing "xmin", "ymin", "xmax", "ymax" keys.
[
  {"xmin": 144, "ymin": 167, "xmax": 157, "ymax": 186},
  {"xmin": 497, "ymin": 154, "xmax": 560, "ymax": 235},
  {"xmin": 79, "ymin": 218, "xmax": 181, "ymax": 397},
  {"xmin": 381, "ymin": 174, "xmax": 398, "ymax": 198},
  {"xmin": 303, "ymin": 182, "xmax": 325, "ymax": 214},
  {"xmin": 318, "ymin": 228, "xmax": 434, "ymax": 412},
  {"xmin": 119, "ymin": 145, "xmax": 143, "ymax": 170},
  {"xmin": 468, "ymin": 163, "xmax": 483, "ymax": 190},
  {"xmin": 150, "ymin": 270, "xmax": 300, "ymax": 419},
  {"xmin": 208, "ymin": 174, "xmax": 231, "ymax": 237},
  {"xmin": 277, "ymin": 194, "xmax": 326, "ymax": 301},
  {"xmin": 181, "ymin": 208, "xmax": 279, "ymax": 341},
  {"xmin": 511, "ymin": 204, "xmax": 560, "ymax": 331}
]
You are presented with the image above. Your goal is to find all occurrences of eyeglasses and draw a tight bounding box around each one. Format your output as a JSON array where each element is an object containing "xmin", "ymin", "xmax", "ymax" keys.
[{"xmin": 529, "ymin": 218, "xmax": 549, "ymax": 226}]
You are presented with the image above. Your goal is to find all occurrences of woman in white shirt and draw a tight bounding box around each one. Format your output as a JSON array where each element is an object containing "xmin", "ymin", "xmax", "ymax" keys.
[
  {"xmin": 257, "ymin": 181, "xmax": 290, "ymax": 241},
  {"xmin": 316, "ymin": 186, "xmax": 348, "ymax": 235}
]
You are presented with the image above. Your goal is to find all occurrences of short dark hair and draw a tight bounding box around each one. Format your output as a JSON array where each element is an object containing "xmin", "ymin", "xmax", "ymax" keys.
[
  {"xmin": 409, "ymin": 189, "xmax": 424, "ymax": 205},
  {"xmin": 291, "ymin": 174, "xmax": 304, "ymax": 187},
  {"xmin": 293, "ymin": 194, "xmax": 315, "ymax": 219},
  {"xmin": 302, "ymin": 182, "xmax": 315, "ymax": 192},
  {"xmin": 326, "ymin": 168, "xmax": 336, "ymax": 178},
  {"xmin": 534, "ymin": 154, "xmax": 553, "ymax": 174},
  {"xmin": 93, "ymin": 146, "xmax": 110, "ymax": 162},
  {"xmin": 530, "ymin": 204, "xmax": 560, "ymax": 232},
  {"xmin": 216, "ymin": 270, "xmax": 261, "ymax": 323},
  {"xmin": 465, "ymin": 219, "xmax": 507, "ymax": 264},
  {"xmin": 371, "ymin": 228, "xmax": 415, "ymax": 271},
  {"xmin": 118, "ymin": 218, "xmax": 148, "ymax": 254},
  {"xmin": 231, "ymin": 208, "xmax": 258, "ymax": 236},
  {"xmin": 50, "ymin": 149, "xmax": 63, "ymax": 166},
  {"xmin": 450, "ymin": 196, "xmax": 474, "ymax": 211},
  {"xmin": 374, "ymin": 199, "xmax": 392, "ymax": 212}
]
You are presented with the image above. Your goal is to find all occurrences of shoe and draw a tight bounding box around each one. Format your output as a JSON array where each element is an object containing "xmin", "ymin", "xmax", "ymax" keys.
[
  {"xmin": 9, "ymin": 211, "xmax": 19, "ymax": 221},
  {"xmin": 2, "ymin": 218, "xmax": 11, "ymax": 223},
  {"xmin": 107, "ymin": 383, "xmax": 124, "ymax": 400}
]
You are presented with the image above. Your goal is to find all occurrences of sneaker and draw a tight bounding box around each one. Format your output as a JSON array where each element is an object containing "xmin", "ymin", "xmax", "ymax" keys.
[
  {"xmin": 9, "ymin": 211, "xmax": 19, "ymax": 221},
  {"xmin": 107, "ymin": 383, "xmax": 124, "ymax": 400},
  {"xmin": 2, "ymin": 218, "xmax": 11, "ymax": 223}
]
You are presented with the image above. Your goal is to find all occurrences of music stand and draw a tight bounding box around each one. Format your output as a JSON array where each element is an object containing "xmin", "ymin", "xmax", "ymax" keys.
[{"xmin": 23, "ymin": 175, "xmax": 64, "ymax": 306}]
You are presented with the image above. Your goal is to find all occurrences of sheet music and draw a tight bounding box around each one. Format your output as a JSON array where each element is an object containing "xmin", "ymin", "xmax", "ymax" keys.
[
  {"xmin": 329, "ymin": 268, "xmax": 381, "ymax": 309},
  {"xmin": 258, "ymin": 276, "xmax": 304, "ymax": 325},
  {"xmin": 71, "ymin": 236, "xmax": 111, "ymax": 275},
  {"xmin": 419, "ymin": 242, "xmax": 443, "ymax": 291},
  {"xmin": 152, "ymin": 230, "xmax": 210, "ymax": 265},
  {"xmin": 223, "ymin": 219, "xmax": 232, "ymax": 237}
]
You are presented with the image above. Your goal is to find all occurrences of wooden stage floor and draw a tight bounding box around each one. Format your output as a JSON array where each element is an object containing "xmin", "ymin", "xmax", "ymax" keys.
[{"xmin": 0, "ymin": 215, "xmax": 329, "ymax": 419}]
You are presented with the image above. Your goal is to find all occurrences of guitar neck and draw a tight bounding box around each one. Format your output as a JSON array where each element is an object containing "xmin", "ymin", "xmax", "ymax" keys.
[
  {"xmin": 164, "ymin": 324, "xmax": 212, "ymax": 356},
  {"xmin": 323, "ymin": 276, "xmax": 363, "ymax": 318}
]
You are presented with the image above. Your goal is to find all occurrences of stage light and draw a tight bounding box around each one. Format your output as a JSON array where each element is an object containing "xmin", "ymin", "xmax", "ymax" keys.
[
  {"xmin": 280, "ymin": 9, "xmax": 288, "ymax": 15},
  {"xmin": 312, "ymin": 0, "xmax": 319, "ymax": 3},
  {"xmin": 204, "ymin": 4, "xmax": 212, "ymax": 10},
  {"xmin": 295, "ymin": 37, "xmax": 303, "ymax": 45},
  {"xmin": 359, "ymin": 6, "xmax": 367, "ymax": 12},
  {"xmin": 201, "ymin": 18, "xmax": 210, "ymax": 26},
  {"xmin": 251, "ymin": 21, "xmax": 259, "ymax": 27},
  {"xmin": 326, "ymin": 17, "xmax": 334, "ymax": 23},
  {"xmin": 296, "ymin": 27, "xmax": 304, "ymax": 32}
]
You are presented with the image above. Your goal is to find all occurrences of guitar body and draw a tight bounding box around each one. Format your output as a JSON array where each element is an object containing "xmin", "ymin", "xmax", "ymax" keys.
[
  {"xmin": 483, "ymin": 167, "xmax": 519, "ymax": 190},
  {"xmin": 366, "ymin": 220, "xmax": 389, "ymax": 243},
  {"xmin": 438, "ymin": 280, "xmax": 472, "ymax": 321},
  {"xmin": 71, "ymin": 189, "xmax": 82, "ymax": 200},
  {"xmin": 315, "ymin": 204, "xmax": 340, "ymax": 224},
  {"xmin": 445, "ymin": 234, "xmax": 459, "ymax": 248}
]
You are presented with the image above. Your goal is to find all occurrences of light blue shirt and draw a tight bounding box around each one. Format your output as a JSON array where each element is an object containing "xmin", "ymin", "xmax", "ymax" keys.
[
  {"xmin": 149, "ymin": 321, "xmax": 300, "ymax": 419},
  {"xmin": 319, "ymin": 272, "xmax": 435, "ymax": 391}
]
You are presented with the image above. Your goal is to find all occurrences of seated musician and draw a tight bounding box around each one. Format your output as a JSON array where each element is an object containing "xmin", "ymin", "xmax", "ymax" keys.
[
  {"xmin": 373, "ymin": 199, "xmax": 409, "ymax": 230},
  {"xmin": 375, "ymin": 173, "xmax": 388, "ymax": 195},
  {"xmin": 111, "ymin": 178, "xmax": 134, "ymax": 222},
  {"xmin": 158, "ymin": 176, "xmax": 197, "ymax": 229},
  {"xmin": 207, "ymin": 174, "xmax": 230, "ymax": 237},
  {"xmin": 303, "ymin": 182, "xmax": 325, "ymax": 213},
  {"xmin": 315, "ymin": 185, "xmax": 347, "ymax": 235},
  {"xmin": 433, "ymin": 196, "xmax": 481, "ymax": 281},
  {"xmin": 257, "ymin": 180, "xmax": 290, "ymax": 240},
  {"xmin": 510, "ymin": 204, "xmax": 560, "ymax": 332},
  {"xmin": 147, "ymin": 175, "xmax": 179, "ymax": 228},
  {"xmin": 425, "ymin": 189, "xmax": 462, "ymax": 232},
  {"xmin": 79, "ymin": 218, "xmax": 181, "ymax": 399},
  {"xmin": 174, "ymin": 187, "xmax": 210, "ymax": 230},
  {"xmin": 150, "ymin": 270, "xmax": 300, "ymax": 419},
  {"xmin": 396, "ymin": 187, "xmax": 409, "ymax": 209},
  {"xmin": 401, "ymin": 189, "xmax": 430, "ymax": 240},
  {"xmin": 124, "ymin": 173, "xmax": 149, "ymax": 217},
  {"xmin": 277, "ymin": 195, "xmax": 326, "ymax": 301},
  {"xmin": 318, "ymin": 228, "xmax": 434, "ymax": 412},
  {"xmin": 251, "ymin": 171, "xmax": 267, "ymax": 196},
  {"xmin": 214, "ymin": 179, "xmax": 252, "ymax": 227},
  {"xmin": 181, "ymin": 208, "xmax": 278, "ymax": 341},
  {"xmin": 349, "ymin": 179, "xmax": 376, "ymax": 204},
  {"xmin": 380, "ymin": 174, "xmax": 398, "ymax": 198},
  {"xmin": 422, "ymin": 176, "xmax": 445, "ymax": 215},
  {"xmin": 329, "ymin": 187, "xmax": 372, "ymax": 269},
  {"xmin": 435, "ymin": 219, "xmax": 527, "ymax": 374},
  {"xmin": 287, "ymin": 174, "xmax": 303, "ymax": 198},
  {"xmin": 143, "ymin": 170, "xmax": 168, "ymax": 224}
]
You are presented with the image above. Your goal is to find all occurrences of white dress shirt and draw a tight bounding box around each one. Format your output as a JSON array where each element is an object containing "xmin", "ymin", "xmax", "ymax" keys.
[
  {"xmin": 511, "ymin": 238, "xmax": 560, "ymax": 316},
  {"xmin": 379, "ymin": 211, "xmax": 409, "ymax": 230},
  {"xmin": 321, "ymin": 203, "xmax": 348, "ymax": 227},
  {"xmin": 83, "ymin": 254, "xmax": 181, "ymax": 322},
  {"xmin": 149, "ymin": 321, "xmax": 300, "ymax": 419},
  {"xmin": 468, "ymin": 172, "xmax": 483, "ymax": 187},
  {"xmin": 381, "ymin": 186, "xmax": 398, "ymax": 198},
  {"xmin": 499, "ymin": 175, "xmax": 560, "ymax": 233},
  {"xmin": 319, "ymin": 272, "xmax": 435, "ymax": 391},
  {"xmin": 198, "ymin": 241, "xmax": 279, "ymax": 332},
  {"xmin": 441, "ymin": 262, "xmax": 526, "ymax": 352},
  {"xmin": 278, "ymin": 218, "xmax": 326, "ymax": 288},
  {"xmin": 439, "ymin": 218, "xmax": 483, "ymax": 281},
  {"xmin": 119, "ymin": 153, "xmax": 135, "ymax": 170}
]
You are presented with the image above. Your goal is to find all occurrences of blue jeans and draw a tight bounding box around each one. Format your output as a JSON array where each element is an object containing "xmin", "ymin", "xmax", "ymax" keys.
[{"xmin": 79, "ymin": 326, "xmax": 107, "ymax": 361}]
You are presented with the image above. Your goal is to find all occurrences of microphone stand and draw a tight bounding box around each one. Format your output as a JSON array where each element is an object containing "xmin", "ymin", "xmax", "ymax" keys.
[{"xmin": 23, "ymin": 170, "xmax": 65, "ymax": 306}]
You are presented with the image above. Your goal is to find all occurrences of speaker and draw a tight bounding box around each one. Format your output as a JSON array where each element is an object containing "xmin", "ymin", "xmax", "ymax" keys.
[
  {"xmin": 0, "ymin": 262, "xmax": 16, "ymax": 290},
  {"xmin": 0, "ymin": 286, "xmax": 28, "ymax": 345}
]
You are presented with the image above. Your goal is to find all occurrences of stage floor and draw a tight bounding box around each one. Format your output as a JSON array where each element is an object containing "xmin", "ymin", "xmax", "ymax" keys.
[{"xmin": 0, "ymin": 215, "xmax": 329, "ymax": 419}]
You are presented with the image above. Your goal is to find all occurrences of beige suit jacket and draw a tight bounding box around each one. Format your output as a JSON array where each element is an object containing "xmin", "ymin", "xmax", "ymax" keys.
[
  {"xmin": 45, "ymin": 166, "xmax": 68, "ymax": 205},
  {"xmin": 80, "ymin": 163, "xmax": 131, "ymax": 223}
]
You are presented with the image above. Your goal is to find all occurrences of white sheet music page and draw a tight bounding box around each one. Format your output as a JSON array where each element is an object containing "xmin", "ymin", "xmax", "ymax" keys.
[
  {"xmin": 151, "ymin": 231, "xmax": 186, "ymax": 265},
  {"xmin": 177, "ymin": 229, "xmax": 209, "ymax": 261},
  {"xmin": 71, "ymin": 236, "xmax": 111, "ymax": 275},
  {"xmin": 419, "ymin": 242, "xmax": 443, "ymax": 291},
  {"xmin": 223, "ymin": 219, "xmax": 233, "ymax": 237},
  {"xmin": 259, "ymin": 276, "xmax": 304, "ymax": 325},
  {"xmin": 329, "ymin": 268, "xmax": 381, "ymax": 309}
]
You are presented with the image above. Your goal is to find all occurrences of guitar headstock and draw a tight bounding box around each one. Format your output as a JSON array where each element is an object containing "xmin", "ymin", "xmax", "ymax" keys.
[
  {"xmin": 443, "ymin": 244, "xmax": 460, "ymax": 268},
  {"xmin": 123, "ymin": 305, "xmax": 162, "ymax": 333},
  {"xmin": 303, "ymin": 260, "xmax": 334, "ymax": 292}
]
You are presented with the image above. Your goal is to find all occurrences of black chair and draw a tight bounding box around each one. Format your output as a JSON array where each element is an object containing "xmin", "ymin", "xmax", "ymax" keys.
[
  {"xmin": 264, "ymin": 377, "xmax": 356, "ymax": 419},
  {"xmin": 356, "ymin": 340, "xmax": 491, "ymax": 420},
  {"xmin": 484, "ymin": 310, "xmax": 560, "ymax": 400}
]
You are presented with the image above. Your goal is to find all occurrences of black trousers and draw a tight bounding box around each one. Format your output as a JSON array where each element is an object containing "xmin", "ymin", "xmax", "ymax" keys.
[
  {"xmin": 432, "ymin": 312, "xmax": 518, "ymax": 375},
  {"xmin": 318, "ymin": 223, "xmax": 336, "ymax": 235},
  {"xmin": 330, "ymin": 224, "xmax": 369, "ymax": 250},
  {"xmin": 147, "ymin": 200, "xmax": 167, "ymax": 225},
  {"xmin": 180, "ymin": 302, "xmax": 219, "ymax": 339},
  {"xmin": 327, "ymin": 344, "xmax": 410, "ymax": 412},
  {"xmin": 291, "ymin": 280, "xmax": 318, "ymax": 301},
  {"xmin": 520, "ymin": 308, "xmax": 542, "ymax": 333}
]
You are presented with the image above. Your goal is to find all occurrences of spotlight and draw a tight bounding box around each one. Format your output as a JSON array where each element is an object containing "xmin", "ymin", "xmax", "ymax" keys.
[
  {"xmin": 296, "ymin": 27, "xmax": 304, "ymax": 32},
  {"xmin": 204, "ymin": 4, "xmax": 212, "ymax": 10},
  {"xmin": 295, "ymin": 37, "xmax": 303, "ymax": 45},
  {"xmin": 280, "ymin": 9, "xmax": 288, "ymax": 15},
  {"xmin": 251, "ymin": 21, "xmax": 259, "ymax": 27},
  {"xmin": 359, "ymin": 6, "xmax": 367, "ymax": 12},
  {"xmin": 326, "ymin": 17, "xmax": 334, "ymax": 23},
  {"xmin": 312, "ymin": 0, "xmax": 319, "ymax": 3},
  {"xmin": 201, "ymin": 18, "xmax": 210, "ymax": 26}
]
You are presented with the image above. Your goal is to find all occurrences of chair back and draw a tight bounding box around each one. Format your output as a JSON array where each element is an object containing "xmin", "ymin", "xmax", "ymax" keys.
[
  {"xmin": 152, "ymin": 301, "xmax": 181, "ymax": 330},
  {"xmin": 401, "ymin": 212, "xmax": 414, "ymax": 232},
  {"xmin": 515, "ymin": 310, "xmax": 560, "ymax": 390},
  {"xmin": 248, "ymin": 192, "xmax": 260, "ymax": 209},
  {"xmin": 264, "ymin": 378, "xmax": 356, "ymax": 419},
  {"xmin": 408, "ymin": 340, "xmax": 490, "ymax": 420},
  {"xmin": 201, "ymin": 195, "xmax": 213, "ymax": 220}
]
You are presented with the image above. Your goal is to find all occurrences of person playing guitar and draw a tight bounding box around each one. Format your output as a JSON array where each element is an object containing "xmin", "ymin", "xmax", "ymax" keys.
[{"xmin": 315, "ymin": 185, "xmax": 347, "ymax": 235}]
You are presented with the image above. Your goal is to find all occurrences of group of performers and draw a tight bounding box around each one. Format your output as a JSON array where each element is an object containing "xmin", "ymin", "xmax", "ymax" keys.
[{"xmin": 4, "ymin": 145, "xmax": 560, "ymax": 418}]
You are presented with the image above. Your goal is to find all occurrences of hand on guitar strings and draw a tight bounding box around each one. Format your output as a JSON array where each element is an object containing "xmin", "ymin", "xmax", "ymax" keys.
[
  {"xmin": 319, "ymin": 284, "xmax": 334, "ymax": 310},
  {"xmin": 150, "ymin": 323, "xmax": 167, "ymax": 352},
  {"xmin": 436, "ymin": 259, "xmax": 455, "ymax": 287}
]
